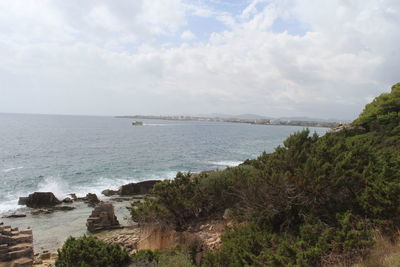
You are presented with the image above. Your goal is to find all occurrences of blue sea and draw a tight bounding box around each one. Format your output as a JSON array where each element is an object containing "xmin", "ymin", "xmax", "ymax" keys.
[{"xmin": 0, "ymin": 113, "xmax": 328, "ymax": 214}]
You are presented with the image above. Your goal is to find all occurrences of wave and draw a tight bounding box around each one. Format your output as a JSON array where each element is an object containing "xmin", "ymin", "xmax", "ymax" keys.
[
  {"xmin": 1, "ymin": 166, "xmax": 24, "ymax": 173},
  {"xmin": 209, "ymin": 160, "xmax": 243, "ymax": 167}
]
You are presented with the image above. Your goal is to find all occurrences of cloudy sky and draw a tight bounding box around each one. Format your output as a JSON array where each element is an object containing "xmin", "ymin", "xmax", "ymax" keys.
[{"xmin": 0, "ymin": 0, "xmax": 399, "ymax": 120}]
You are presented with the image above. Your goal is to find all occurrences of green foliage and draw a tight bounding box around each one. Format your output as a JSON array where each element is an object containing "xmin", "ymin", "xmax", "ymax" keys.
[
  {"xmin": 130, "ymin": 247, "xmax": 195, "ymax": 267},
  {"xmin": 157, "ymin": 251, "xmax": 195, "ymax": 267},
  {"xmin": 132, "ymin": 83, "xmax": 400, "ymax": 266},
  {"xmin": 130, "ymin": 249, "xmax": 160, "ymax": 264},
  {"xmin": 55, "ymin": 235, "xmax": 130, "ymax": 267},
  {"xmin": 203, "ymin": 213, "xmax": 373, "ymax": 267},
  {"xmin": 354, "ymin": 83, "xmax": 400, "ymax": 133}
]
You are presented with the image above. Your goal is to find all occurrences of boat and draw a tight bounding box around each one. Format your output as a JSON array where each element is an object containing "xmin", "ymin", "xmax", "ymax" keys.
[{"xmin": 132, "ymin": 121, "xmax": 143, "ymax": 126}]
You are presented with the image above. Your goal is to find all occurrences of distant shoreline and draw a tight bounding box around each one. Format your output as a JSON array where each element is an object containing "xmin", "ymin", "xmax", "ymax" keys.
[{"xmin": 116, "ymin": 115, "xmax": 339, "ymax": 128}]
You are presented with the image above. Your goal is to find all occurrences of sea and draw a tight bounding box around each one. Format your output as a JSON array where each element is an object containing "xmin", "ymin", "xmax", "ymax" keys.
[
  {"xmin": 0, "ymin": 113, "xmax": 329, "ymax": 214},
  {"xmin": 0, "ymin": 113, "xmax": 328, "ymax": 250}
]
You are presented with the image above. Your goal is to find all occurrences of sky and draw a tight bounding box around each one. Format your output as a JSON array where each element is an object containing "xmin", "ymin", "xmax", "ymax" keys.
[{"xmin": 0, "ymin": 0, "xmax": 399, "ymax": 120}]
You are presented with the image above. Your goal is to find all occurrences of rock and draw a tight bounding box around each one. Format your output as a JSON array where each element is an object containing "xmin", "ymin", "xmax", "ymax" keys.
[
  {"xmin": 223, "ymin": 208, "xmax": 232, "ymax": 220},
  {"xmin": 22, "ymin": 192, "xmax": 61, "ymax": 208},
  {"xmin": 119, "ymin": 180, "xmax": 159, "ymax": 195},
  {"xmin": 31, "ymin": 206, "xmax": 75, "ymax": 215},
  {"xmin": 85, "ymin": 193, "xmax": 100, "ymax": 206},
  {"xmin": 86, "ymin": 202, "xmax": 121, "ymax": 232},
  {"xmin": 18, "ymin": 197, "xmax": 28, "ymax": 206},
  {"xmin": 109, "ymin": 197, "xmax": 133, "ymax": 202},
  {"xmin": 40, "ymin": 252, "xmax": 51, "ymax": 260},
  {"xmin": 52, "ymin": 206, "xmax": 75, "ymax": 211},
  {"xmin": 2, "ymin": 213, "xmax": 26, "ymax": 218},
  {"xmin": 62, "ymin": 197, "xmax": 73, "ymax": 203},
  {"xmin": 69, "ymin": 193, "xmax": 77, "ymax": 200},
  {"xmin": 33, "ymin": 258, "xmax": 43, "ymax": 265},
  {"xmin": 0, "ymin": 225, "xmax": 34, "ymax": 264},
  {"xmin": 101, "ymin": 189, "xmax": 120, "ymax": 196},
  {"xmin": 31, "ymin": 209, "xmax": 52, "ymax": 215}
]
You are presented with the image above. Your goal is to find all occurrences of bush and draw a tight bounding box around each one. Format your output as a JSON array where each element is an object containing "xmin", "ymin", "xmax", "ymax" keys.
[
  {"xmin": 55, "ymin": 236, "xmax": 130, "ymax": 267},
  {"xmin": 130, "ymin": 247, "xmax": 195, "ymax": 267}
]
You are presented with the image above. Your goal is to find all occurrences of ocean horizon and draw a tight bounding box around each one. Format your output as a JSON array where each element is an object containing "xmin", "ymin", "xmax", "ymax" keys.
[{"xmin": 0, "ymin": 113, "xmax": 328, "ymax": 214}]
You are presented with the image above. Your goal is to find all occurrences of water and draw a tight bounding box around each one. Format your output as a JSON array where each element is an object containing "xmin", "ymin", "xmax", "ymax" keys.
[{"xmin": 0, "ymin": 113, "xmax": 328, "ymax": 214}]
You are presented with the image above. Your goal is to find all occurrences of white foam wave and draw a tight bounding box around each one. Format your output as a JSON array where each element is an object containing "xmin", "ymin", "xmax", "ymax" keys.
[
  {"xmin": 2, "ymin": 166, "xmax": 24, "ymax": 173},
  {"xmin": 209, "ymin": 160, "xmax": 242, "ymax": 167}
]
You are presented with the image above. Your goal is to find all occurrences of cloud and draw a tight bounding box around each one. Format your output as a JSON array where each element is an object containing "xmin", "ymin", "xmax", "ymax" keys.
[
  {"xmin": 0, "ymin": 0, "xmax": 399, "ymax": 120},
  {"xmin": 181, "ymin": 30, "xmax": 197, "ymax": 41}
]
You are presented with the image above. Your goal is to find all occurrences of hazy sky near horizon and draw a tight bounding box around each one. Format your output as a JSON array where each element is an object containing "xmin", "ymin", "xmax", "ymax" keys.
[{"xmin": 0, "ymin": 0, "xmax": 399, "ymax": 120}]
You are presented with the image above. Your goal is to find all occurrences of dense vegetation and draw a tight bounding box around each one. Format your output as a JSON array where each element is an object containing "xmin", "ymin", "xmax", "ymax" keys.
[
  {"xmin": 55, "ymin": 236, "xmax": 130, "ymax": 267},
  {"xmin": 130, "ymin": 247, "xmax": 195, "ymax": 267},
  {"xmin": 130, "ymin": 83, "xmax": 400, "ymax": 266}
]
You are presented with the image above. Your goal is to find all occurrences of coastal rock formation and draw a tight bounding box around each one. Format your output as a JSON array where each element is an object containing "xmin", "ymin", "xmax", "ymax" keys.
[
  {"xmin": 86, "ymin": 202, "xmax": 121, "ymax": 232},
  {"xmin": 75, "ymin": 193, "xmax": 100, "ymax": 206},
  {"xmin": 31, "ymin": 206, "xmax": 75, "ymax": 215},
  {"xmin": 21, "ymin": 192, "xmax": 61, "ymax": 208},
  {"xmin": 62, "ymin": 197, "xmax": 73, "ymax": 203},
  {"xmin": 95, "ymin": 228, "xmax": 140, "ymax": 254},
  {"xmin": 85, "ymin": 193, "xmax": 100, "ymax": 206},
  {"xmin": 119, "ymin": 180, "xmax": 159, "ymax": 195},
  {"xmin": 0, "ymin": 225, "xmax": 34, "ymax": 266},
  {"xmin": 101, "ymin": 189, "xmax": 119, "ymax": 197}
]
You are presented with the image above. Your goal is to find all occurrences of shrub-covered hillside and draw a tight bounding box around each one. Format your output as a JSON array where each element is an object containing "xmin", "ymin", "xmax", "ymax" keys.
[{"xmin": 130, "ymin": 83, "xmax": 400, "ymax": 266}]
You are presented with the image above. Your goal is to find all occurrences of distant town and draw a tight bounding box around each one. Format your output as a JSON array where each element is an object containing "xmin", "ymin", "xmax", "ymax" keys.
[{"xmin": 116, "ymin": 115, "xmax": 340, "ymax": 128}]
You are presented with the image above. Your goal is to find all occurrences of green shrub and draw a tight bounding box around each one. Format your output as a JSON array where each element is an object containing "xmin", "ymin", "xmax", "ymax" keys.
[
  {"xmin": 55, "ymin": 235, "xmax": 130, "ymax": 267},
  {"xmin": 130, "ymin": 249, "xmax": 160, "ymax": 265},
  {"xmin": 158, "ymin": 252, "xmax": 195, "ymax": 267}
]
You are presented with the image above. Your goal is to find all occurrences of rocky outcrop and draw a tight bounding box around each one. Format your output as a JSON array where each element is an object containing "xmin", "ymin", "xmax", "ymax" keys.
[
  {"xmin": 119, "ymin": 180, "xmax": 159, "ymax": 195},
  {"xmin": 0, "ymin": 225, "xmax": 34, "ymax": 266},
  {"xmin": 86, "ymin": 202, "xmax": 121, "ymax": 233},
  {"xmin": 20, "ymin": 192, "xmax": 61, "ymax": 208},
  {"xmin": 101, "ymin": 189, "xmax": 119, "ymax": 197},
  {"xmin": 95, "ymin": 228, "xmax": 140, "ymax": 254},
  {"xmin": 31, "ymin": 206, "xmax": 75, "ymax": 215},
  {"xmin": 62, "ymin": 197, "xmax": 73, "ymax": 203},
  {"xmin": 75, "ymin": 193, "xmax": 100, "ymax": 206},
  {"xmin": 85, "ymin": 193, "xmax": 100, "ymax": 206},
  {"xmin": 330, "ymin": 123, "xmax": 366, "ymax": 133}
]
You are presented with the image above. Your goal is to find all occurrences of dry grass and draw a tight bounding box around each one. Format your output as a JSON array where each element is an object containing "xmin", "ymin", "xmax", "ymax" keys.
[{"xmin": 350, "ymin": 232, "xmax": 400, "ymax": 267}]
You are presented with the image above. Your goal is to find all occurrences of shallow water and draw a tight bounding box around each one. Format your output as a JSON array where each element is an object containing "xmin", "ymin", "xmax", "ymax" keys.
[{"xmin": 1, "ymin": 199, "xmax": 133, "ymax": 252}]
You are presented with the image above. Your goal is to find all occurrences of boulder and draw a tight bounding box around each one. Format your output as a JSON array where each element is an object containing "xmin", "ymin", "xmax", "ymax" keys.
[
  {"xmin": 101, "ymin": 189, "xmax": 120, "ymax": 196},
  {"xmin": 69, "ymin": 193, "xmax": 77, "ymax": 200},
  {"xmin": 85, "ymin": 193, "xmax": 100, "ymax": 206},
  {"xmin": 18, "ymin": 197, "xmax": 28, "ymax": 206},
  {"xmin": 86, "ymin": 202, "xmax": 121, "ymax": 232},
  {"xmin": 62, "ymin": 197, "xmax": 73, "ymax": 203},
  {"xmin": 119, "ymin": 180, "xmax": 159, "ymax": 195},
  {"xmin": 22, "ymin": 192, "xmax": 61, "ymax": 208}
]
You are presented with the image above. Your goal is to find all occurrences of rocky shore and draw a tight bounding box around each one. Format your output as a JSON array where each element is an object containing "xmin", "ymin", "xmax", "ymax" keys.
[{"xmin": 0, "ymin": 180, "xmax": 160, "ymax": 266}]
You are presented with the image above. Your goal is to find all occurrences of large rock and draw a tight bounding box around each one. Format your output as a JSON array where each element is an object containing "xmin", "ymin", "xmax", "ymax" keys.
[
  {"xmin": 22, "ymin": 192, "xmax": 61, "ymax": 208},
  {"xmin": 86, "ymin": 202, "xmax": 121, "ymax": 232},
  {"xmin": 85, "ymin": 193, "xmax": 100, "ymax": 206},
  {"xmin": 101, "ymin": 189, "xmax": 120, "ymax": 197},
  {"xmin": 0, "ymin": 225, "xmax": 34, "ymax": 265},
  {"xmin": 119, "ymin": 180, "xmax": 159, "ymax": 195}
]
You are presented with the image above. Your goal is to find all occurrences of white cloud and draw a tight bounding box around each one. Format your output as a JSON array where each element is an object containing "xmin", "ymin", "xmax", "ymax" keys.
[
  {"xmin": 181, "ymin": 30, "xmax": 197, "ymax": 41},
  {"xmin": 0, "ymin": 0, "xmax": 399, "ymax": 120}
]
